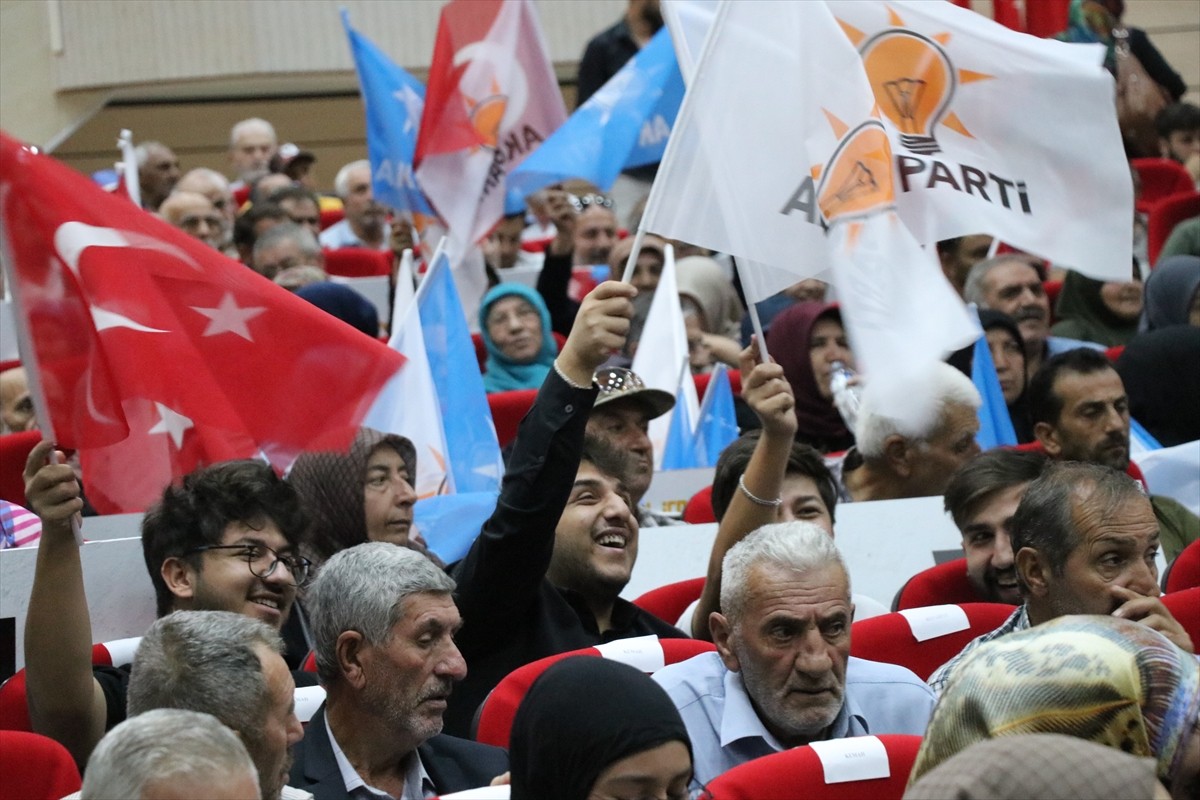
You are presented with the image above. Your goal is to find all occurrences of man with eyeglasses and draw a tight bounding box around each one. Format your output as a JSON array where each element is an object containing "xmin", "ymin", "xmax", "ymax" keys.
[
  {"xmin": 176, "ymin": 168, "xmax": 237, "ymax": 253},
  {"xmin": 270, "ymin": 185, "xmax": 325, "ymax": 241},
  {"xmin": 21, "ymin": 440, "xmax": 315, "ymax": 771},
  {"xmin": 159, "ymin": 190, "xmax": 226, "ymax": 250}
]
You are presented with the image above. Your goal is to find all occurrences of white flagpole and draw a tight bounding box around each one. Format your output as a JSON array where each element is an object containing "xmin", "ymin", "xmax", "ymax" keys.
[{"xmin": 117, "ymin": 129, "xmax": 140, "ymax": 208}]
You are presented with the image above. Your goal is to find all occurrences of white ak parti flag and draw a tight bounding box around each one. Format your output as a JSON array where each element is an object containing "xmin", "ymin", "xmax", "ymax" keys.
[{"xmin": 827, "ymin": 0, "xmax": 1132, "ymax": 282}]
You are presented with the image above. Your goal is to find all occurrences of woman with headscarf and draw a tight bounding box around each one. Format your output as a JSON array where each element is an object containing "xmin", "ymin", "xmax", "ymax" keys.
[
  {"xmin": 1051, "ymin": 268, "xmax": 1143, "ymax": 347},
  {"xmin": 478, "ymin": 283, "xmax": 558, "ymax": 394},
  {"xmin": 677, "ymin": 256, "xmax": 745, "ymax": 372},
  {"xmin": 1141, "ymin": 255, "xmax": 1200, "ymax": 331},
  {"xmin": 766, "ymin": 302, "xmax": 856, "ymax": 453},
  {"xmin": 908, "ymin": 615, "xmax": 1200, "ymax": 799},
  {"xmin": 1117, "ymin": 326, "xmax": 1200, "ymax": 447},
  {"xmin": 977, "ymin": 310, "xmax": 1034, "ymax": 443},
  {"xmin": 509, "ymin": 656, "xmax": 693, "ymax": 800}
]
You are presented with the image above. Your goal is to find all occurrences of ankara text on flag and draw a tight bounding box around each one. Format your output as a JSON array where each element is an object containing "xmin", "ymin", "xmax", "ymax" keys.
[
  {"xmin": 826, "ymin": 0, "xmax": 1132, "ymax": 282},
  {"xmin": 0, "ymin": 133, "xmax": 405, "ymax": 514},
  {"xmin": 508, "ymin": 26, "xmax": 684, "ymax": 200},
  {"xmin": 414, "ymin": 0, "xmax": 565, "ymax": 250},
  {"xmin": 342, "ymin": 10, "xmax": 434, "ymax": 218}
]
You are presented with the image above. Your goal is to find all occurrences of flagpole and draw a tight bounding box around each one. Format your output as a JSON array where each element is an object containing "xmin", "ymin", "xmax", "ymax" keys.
[
  {"xmin": 619, "ymin": 227, "xmax": 648, "ymax": 284},
  {"xmin": 0, "ymin": 170, "xmax": 83, "ymax": 544},
  {"xmin": 117, "ymin": 130, "xmax": 140, "ymax": 208},
  {"xmin": 412, "ymin": 236, "xmax": 449, "ymax": 306}
]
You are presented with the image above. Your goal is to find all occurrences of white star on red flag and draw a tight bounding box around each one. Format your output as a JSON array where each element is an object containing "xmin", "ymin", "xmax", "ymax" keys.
[
  {"xmin": 190, "ymin": 292, "xmax": 267, "ymax": 340},
  {"xmin": 147, "ymin": 402, "xmax": 194, "ymax": 449}
]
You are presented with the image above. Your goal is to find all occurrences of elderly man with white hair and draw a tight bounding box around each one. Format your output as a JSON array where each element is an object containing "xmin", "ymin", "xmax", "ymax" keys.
[
  {"xmin": 80, "ymin": 709, "xmax": 260, "ymax": 800},
  {"xmin": 318, "ymin": 160, "xmax": 391, "ymax": 251},
  {"xmin": 653, "ymin": 522, "xmax": 935, "ymax": 789},
  {"xmin": 229, "ymin": 117, "xmax": 279, "ymax": 189},
  {"xmin": 830, "ymin": 361, "xmax": 982, "ymax": 502}
]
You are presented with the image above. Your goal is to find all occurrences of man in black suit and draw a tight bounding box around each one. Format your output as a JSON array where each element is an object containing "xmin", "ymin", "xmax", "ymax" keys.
[{"xmin": 292, "ymin": 542, "xmax": 506, "ymax": 798}]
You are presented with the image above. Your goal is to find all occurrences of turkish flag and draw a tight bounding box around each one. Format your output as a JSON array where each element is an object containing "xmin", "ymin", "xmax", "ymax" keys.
[{"xmin": 0, "ymin": 133, "xmax": 405, "ymax": 513}]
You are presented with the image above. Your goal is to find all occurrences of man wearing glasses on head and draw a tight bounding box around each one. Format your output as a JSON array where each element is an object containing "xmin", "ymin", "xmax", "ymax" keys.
[{"xmin": 21, "ymin": 441, "xmax": 315, "ymax": 772}]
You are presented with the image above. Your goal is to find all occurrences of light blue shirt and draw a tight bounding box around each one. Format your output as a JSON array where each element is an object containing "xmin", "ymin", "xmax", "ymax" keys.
[
  {"xmin": 318, "ymin": 218, "xmax": 392, "ymax": 251},
  {"xmin": 653, "ymin": 652, "xmax": 935, "ymax": 787}
]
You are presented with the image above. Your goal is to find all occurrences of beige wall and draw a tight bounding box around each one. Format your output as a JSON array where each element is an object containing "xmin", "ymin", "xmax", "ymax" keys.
[{"xmin": 2, "ymin": 0, "xmax": 1197, "ymax": 189}]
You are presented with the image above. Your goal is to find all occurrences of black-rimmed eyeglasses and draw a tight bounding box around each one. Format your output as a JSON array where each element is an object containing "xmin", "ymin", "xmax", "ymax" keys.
[{"xmin": 186, "ymin": 544, "xmax": 311, "ymax": 586}]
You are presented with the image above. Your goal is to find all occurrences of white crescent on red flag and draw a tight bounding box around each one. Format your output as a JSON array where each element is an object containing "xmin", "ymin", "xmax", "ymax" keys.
[{"xmin": 0, "ymin": 132, "xmax": 406, "ymax": 513}]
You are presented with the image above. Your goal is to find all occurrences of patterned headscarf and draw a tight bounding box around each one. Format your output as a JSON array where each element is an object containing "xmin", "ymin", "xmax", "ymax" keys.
[{"xmin": 910, "ymin": 614, "xmax": 1200, "ymax": 787}]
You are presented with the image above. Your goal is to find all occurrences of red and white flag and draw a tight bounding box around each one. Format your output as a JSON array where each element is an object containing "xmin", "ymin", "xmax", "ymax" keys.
[
  {"xmin": 0, "ymin": 132, "xmax": 405, "ymax": 513},
  {"xmin": 415, "ymin": 0, "xmax": 566, "ymax": 251}
]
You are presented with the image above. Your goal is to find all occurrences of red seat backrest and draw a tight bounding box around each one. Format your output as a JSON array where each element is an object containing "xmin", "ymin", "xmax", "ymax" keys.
[
  {"xmin": 1147, "ymin": 191, "xmax": 1200, "ymax": 267},
  {"xmin": 892, "ymin": 558, "xmax": 985, "ymax": 611},
  {"xmin": 471, "ymin": 332, "xmax": 487, "ymax": 372},
  {"xmin": 0, "ymin": 670, "xmax": 32, "ymax": 732},
  {"xmin": 632, "ymin": 577, "xmax": 707, "ymax": 627},
  {"xmin": 319, "ymin": 207, "xmax": 345, "ymax": 231},
  {"xmin": 682, "ymin": 485, "xmax": 717, "ymax": 524},
  {"xmin": 850, "ymin": 603, "xmax": 1017, "ymax": 681},
  {"xmin": 693, "ymin": 370, "xmax": 743, "ymax": 399},
  {"xmin": 1165, "ymin": 539, "xmax": 1200, "ymax": 593},
  {"xmin": 322, "ymin": 247, "xmax": 392, "ymax": 278},
  {"xmin": 0, "ymin": 730, "xmax": 82, "ymax": 798},
  {"xmin": 1161, "ymin": 587, "xmax": 1200, "ymax": 652},
  {"xmin": 486, "ymin": 389, "xmax": 539, "ymax": 449},
  {"xmin": 474, "ymin": 638, "xmax": 716, "ymax": 749},
  {"xmin": 0, "ymin": 430, "xmax": 43, "ymax": 506},
  {"xmin": 701, "ymin": 734, "xmax": 923, "ymax": 800},
  {"xmin": 1131, "ymin": 158, "xmax": 1196, "ymax": 213}
]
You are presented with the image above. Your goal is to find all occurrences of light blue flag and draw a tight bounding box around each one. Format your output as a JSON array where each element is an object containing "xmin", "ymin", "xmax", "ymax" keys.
[
  {"xmin": 342, "ymin": 10, "xmax": 434, "ymax": 216},
  {"xmin": 694, "ymin": 364, "xmax": 740, "ymax": 466},
  {"xmin": 506, "ymin": 26, "xmax": 684, "ymax": 206},
  {"xmin": 1130, "ymin": 417, "xmax": 1163, "ymax": 457},
  {"xmin": 660, "ymin": 371, "xmax": 698, "ymax": 470},
  {"xmin": 414, "ymin": 492, "xmax": 498, "ymax": 565},
  {"xmin": 415, "ymin": 249, "xmax": 504, "ymax": 494},
  {"xmin": 971, "ymin": 330, "xmax": 1018, "ymax": 451}
]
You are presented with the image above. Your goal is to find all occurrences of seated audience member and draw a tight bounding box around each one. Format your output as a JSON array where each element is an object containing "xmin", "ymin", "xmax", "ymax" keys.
[
  {"xmin": 912, "ymin": 616, "xmax": 1199, "ymax": 799},
  {"xmin": 1051, "ymin": 268, "xmax": 1143, "ymax": 347},
  {"xmin": 22, "ymin": 442, "xmax": 311, "ymax": 766},
  {"xmin": 904, "ymin": 734, "xmax": 1168, "ymax": 800},
  {"xmin": 175, "ymin": 168, "xmax": 236, "ymax": 252},
  {"xmin": 250, "ymin": 172, "xmax": 295, "ymax": 206},
  {"xmin": 689, "ymin": 345, "xmax": 888, "ymax": 640},
  {"xmin": 943, "ymin": 449, "xmax": 1048, "ymax": 606},
  {"xmin": 532, "ymin": 188, "xmax": 585, "ymax": 335},
  {"xmin": 273, "ymin": 142, "xmax": 319, "ymax": 190},
  {"xmin": 81, "ymin": 709, "xmax": 260, "ymax": 800},
  {"xmin": 964, "ymin": 254, "xmax": 1098, "ymax": 377},
  {"xmin": 927, "ymin": 462, "xmax": 1193, "ymax": 694},
  {"xmin": 269, "ymin": 185, "xmax": 324, "ymax": 240},
  {"xmin": 1118, "ymin": 327, "xmax": 1200, "ymax": 447},
  {"xmin": 0, "ymin": 365, "xmax": 36, "ymax": 432},
  {"xmin": 585, "ymin": 366, "xmax": 675, "ymax": 525},
  {"xmin": 509, "ymin": 657, "xmax": 693, "ymax": 800},
  {"xmin": 478, "ymin": 283, "xmax": 558, "ymax": 393},
  {"xmin": 135, "ymin": 141, "xmax": 181, "ymax": 212},
  {"xmin": 608, "ymin": 232, "xmax": 667, "ymax": 294},
  {"xmin": 127, "ymin": 612, "xmax": 303, "ymax": 800},
  {"xmin": 319, "ymin": 160, "xmax": 389, "ymax": 251},
  {"xmin": 484, "ymin": 211, "xmax": 543, "ymax": 273},
  {"xmin": 1140, "ymin": 254, "xmax": 1200, "ymax": 331},
  {"xmin": 654, "ymin": 523, "xmax": 936, "ymax": 788},
  {"xmin": 677, "ymin": 255, "xmax": 744, "ymax": 370},
  {"xmin": 572, "ymin": 192, "xmax": 619, "ymax": 267},
  {"xmin": 1160, "ymin": 218, "xmax": 1200, "ymax": 262},
  {"xmin": 234, "ymin": 202, "xmax": 290, "ymax": 265},
  {"xmin": 252, "ymin": 222, "xmax": 325, "ymax": 281},
  {"xmin": 1029, "ymin": 347, "xmax": 1199, "ymax": 560},
  {"xmin": 229, "ymin": 117, "xmax": 278, "ymax": 190},
  {"xmin": 447, "ymin": 282, "xmax": 689, "ymax": 737},
  {"xmin": 295, "ymin": 543, "xmax": 507, "ymax": 796},
  {"xmin": 936, "ymin": 234, "xmax": 993, "ymax": 297},
  {"xmin": 160, "ymin": 190, "xmax": 225, "ymax": 250},
  {"xmin": 977, "ymin": 310, "xmax": 1034, "ymax": 442},
  {"xmin": 767, "ymin": 302, "xmax": 857, "ymax": 453},
  {"xmin": 294, "ymin": 282, "xmax": 379, "ymax": 338},
  {"xmin": 1156, "ymin": 101, "xmax": 1200, "ymax": 179},
  {"xmin": 289, "ymin": 429, "xmax": 442, "ymax": 568},
  {"xmin": 830, "ymin": 362, "xmax": 981, "ymax": 503}
]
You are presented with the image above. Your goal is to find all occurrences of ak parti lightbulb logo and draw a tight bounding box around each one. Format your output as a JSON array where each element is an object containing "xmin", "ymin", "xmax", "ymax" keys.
[
  {"xmin": 837, "ymin": 7, "xmax": 992, "ymax": 155},
  {"xmin": 815, "ymin": 115, "xmax": 895, "ymax": 225}
]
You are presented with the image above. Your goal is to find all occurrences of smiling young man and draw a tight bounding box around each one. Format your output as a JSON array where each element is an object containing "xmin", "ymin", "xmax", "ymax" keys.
[
  {"xmin": 446, "ymin": 281, "xmax": 689, "ymax": 738},
  {"xmin": 22, "ymin": 442, "xmax": 312, "ymax": 768}
]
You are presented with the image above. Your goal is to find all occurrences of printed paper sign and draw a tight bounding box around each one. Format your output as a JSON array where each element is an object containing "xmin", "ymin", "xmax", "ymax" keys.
[
  {"xmin": 293, "ymin": 685, "xmax": 327, "ymax": 724},
  {"xmin": 809, "ymin": 735, "xmax": 891, "ymax": 784},
  {"xmin": 595, "ymin": 634, "xmax": 666, "ymax": 672},
  {"xmin": 899, "ymin": 604, "xmax": 971, "ymax": 642}
]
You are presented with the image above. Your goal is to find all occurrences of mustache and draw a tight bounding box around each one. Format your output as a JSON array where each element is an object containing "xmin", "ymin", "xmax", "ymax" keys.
[{"xmin": 1012, "ymin": 305, "xmax": 1045, "ymax": 322}]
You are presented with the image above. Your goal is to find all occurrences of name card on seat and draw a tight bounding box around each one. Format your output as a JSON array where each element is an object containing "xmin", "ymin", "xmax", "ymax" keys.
[
  {"xmin": 809, "ymin": 735, "xmax": 890, "ymax": 784},
  {"xmin": 595, "ymin": 635, "xmax": 666, "ymax": 672},
  {"xmin": 899, "ymin": 604, "xmax": 971, "ymax": 642}
]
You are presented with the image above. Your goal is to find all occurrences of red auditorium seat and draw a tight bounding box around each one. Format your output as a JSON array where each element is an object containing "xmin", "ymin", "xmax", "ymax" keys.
[
  {"xmin": 486, "ymin": 389, "xmax": 538, "ymax": 449},
  {"xmin": 1161, "ymin": 587, "xmax": 1200, "ymax": 651},
  {"xmin": 850, "ymin": 603, "xmax": 1016, "ymax": 681},
  {"xmin": 1131, "ymin": 158, "xmax": 1195, "ymax": 214},
  {"xmin": 0, "ymin": 731, "xmax": 82, "ymax": 799},
  {"xmin": 632, "ymin": 577, "xmax": 707, "ymax": 627},
  {"xmin": 322, "ymin": 247, "xmax": 392, "ymax": 278},
  {"xmin": 1147, "ymin": 191, "xmax": 1200, "ymax": 267},
  {"xmin": 0, "ymin": 430, "xmax": 43, "ymax": 506},
  {"xmin": 701, "ymin": 734, "xmax": 923, "ymax": 800},
  {"xmin": 891, "ymin": 558, "xmax": 991, "ymax": 611},
  {"xmin": 693, "ymin": 369, "xmax": 742, "ymax": 398},
  {"xmin": 318, "ymin": 207, "xmax": 345, "ymax": 231},
  {"xmin": 1164, "ymin": 539, "xmax": 1200, "ymax": 593},
  {"xmin": 682, "ymin": 484, "xmax": 717, "ymax": 524},
  {"xmin": 473, "ymin": 638, "xmax": 716, "ymax": 749}
]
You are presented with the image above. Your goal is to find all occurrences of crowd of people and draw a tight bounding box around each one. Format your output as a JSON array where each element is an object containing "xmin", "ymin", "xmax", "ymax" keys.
[{"xmin": 2, "ymin": 0, "xmax": 1200, "ymax": 798}]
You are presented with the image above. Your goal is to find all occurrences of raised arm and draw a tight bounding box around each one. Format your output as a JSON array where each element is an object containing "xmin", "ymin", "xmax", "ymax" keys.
[
  {"xmin": 691, "ymin": 343, "xmax": 797, "ymax": 640},
  {"xmin": 22, "ymin": 439, "xmax": 107, "ymax": 768}
]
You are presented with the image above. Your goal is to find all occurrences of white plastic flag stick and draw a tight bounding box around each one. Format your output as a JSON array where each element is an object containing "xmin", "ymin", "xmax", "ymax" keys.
[
  {"xmin": 619, "ymin": 227, "xmax": 649, "ymax": 285},
  {"xmin": 117, "ymin": 129, "xmax": 140, "ymax": 208}
]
